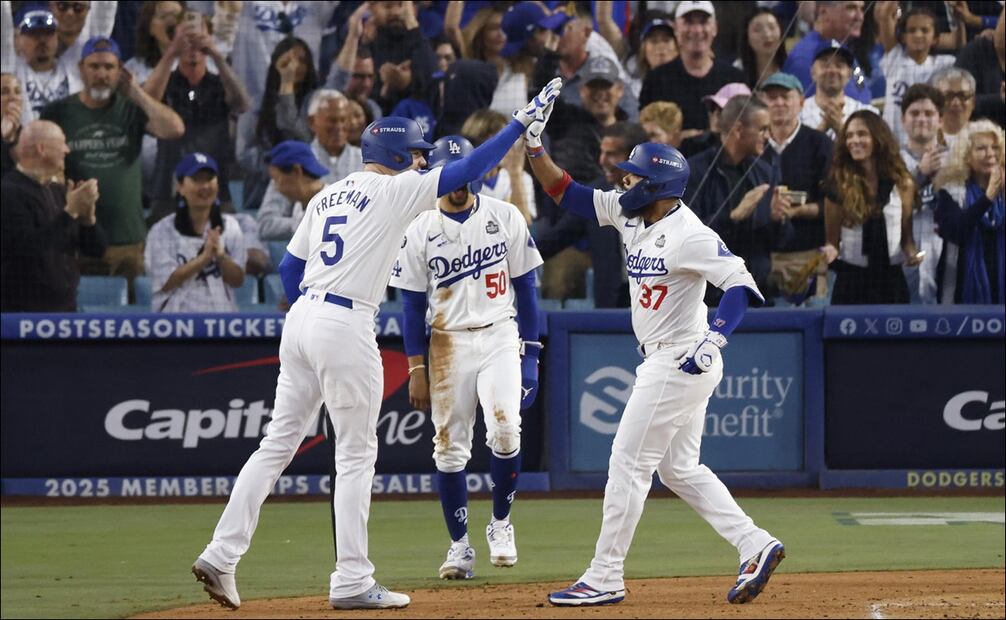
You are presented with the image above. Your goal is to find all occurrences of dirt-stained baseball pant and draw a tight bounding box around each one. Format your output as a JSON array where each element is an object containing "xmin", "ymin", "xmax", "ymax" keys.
[
  {"xmin": 580, "ymin": 345, "xmax": 775, "ymax": 592},
  {"xmin": 429, "ymin": 320, "xmax": 522, "ymax": 471},
  {"xmin": 199, "ymin": 295, "xmax": 383, "ymax": 599}
]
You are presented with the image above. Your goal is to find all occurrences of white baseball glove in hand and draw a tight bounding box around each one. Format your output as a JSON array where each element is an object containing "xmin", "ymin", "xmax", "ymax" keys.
[
  {"xmin": 677, "ymin": 331, "xmax": 728, "ymax": 375},
  {"xmin": 525, "ymin": 101, "xmax": 554, "ymax": 148},
  {"xmin": 514, "ymin": 77, "xmax": 562, "ymax": 129}
]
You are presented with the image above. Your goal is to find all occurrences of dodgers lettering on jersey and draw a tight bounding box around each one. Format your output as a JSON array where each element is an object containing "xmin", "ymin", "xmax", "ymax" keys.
[
  {"xmin": 287, "ymin": 167, "xmax": 443, "ymax": 310},
  {"xmin": 391, "ymin": 194, "xmax": 543, "ymax": 331},
  {"xmin": 593, "ymin": 190, "xmax": 762, "ymax": 345}
]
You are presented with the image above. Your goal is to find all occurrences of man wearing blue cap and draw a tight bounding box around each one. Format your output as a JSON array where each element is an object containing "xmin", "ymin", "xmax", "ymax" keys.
[
  {"xmin": 258, "ymin": 140, "xmax": 330, "ymax": 241},
  {"xmin": 798, "ymin": 39, "xmax": 878, "ymax": 139},
  {"xmin": 758, "ymin": 72, "xmax": 834, "ymax": 302},
  {"xmin": 41, "ymin": 36, "xmax": 183, "ymax": 281},
  {"xmin": 12, "ymin": 7, "xmax": 81, "ymax": 121},
  {"xmin": 145, "ymin": 152, "xmax": 246, "ymax": 312}
]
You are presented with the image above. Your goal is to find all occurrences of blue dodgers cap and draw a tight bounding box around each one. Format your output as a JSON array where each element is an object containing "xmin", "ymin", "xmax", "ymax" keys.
[
  {"xmin": 760, "ymin": 72, "xmax": 804, "ymax": 93},
  {"xmin": 81, "ymin": 36, "xmax": 122, "ymax": 61},
  {"xmin": 501, "ymin": 2, "xmax": 548, "ymax": 57},
  {"xmin": 175, "ymin": 152, "xmax": 219, "ymax": 180},
  {"xmin": 17, "ymin": 8, "xmax": 58, "ymax": 33},
  {"xmin": 267, "ymin": 140, "xmax": 329, "ymax": 178},
  {"xmin": 539, "ymin": 9, "xmax": 573, "ymax": 33},
  {"xmin": 641, "ymin": 18, "xmax": 674, "ymax": 40},
  {"xmin": 812, "ymin": 38, "xmax": 855, "ymax": 66}
]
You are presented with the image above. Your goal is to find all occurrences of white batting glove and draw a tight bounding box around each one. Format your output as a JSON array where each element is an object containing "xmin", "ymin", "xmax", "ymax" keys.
[
  {"xmin": 525, "ymin": 101, "xmax": 554, "ymax": 148},
  {"xmin": 677, "ymin": 331, "xmax": 728, "ymax": 375},
  {"xmin": 514, "ymin": 77, "xmax": 562, "ymax": 128}
]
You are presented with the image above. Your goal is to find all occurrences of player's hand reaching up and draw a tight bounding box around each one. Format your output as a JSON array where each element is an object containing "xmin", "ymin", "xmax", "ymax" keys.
[
  {"xmin": 514, "ymin": 77, "xmax": 562, "ymax": 128},
  {"xmin": 525, "ymin": 101, "xmax": 554, "ymax": 149},
  {"xmin": 677, "ymin": 331, "xmax": 727, "ymax": 375}
]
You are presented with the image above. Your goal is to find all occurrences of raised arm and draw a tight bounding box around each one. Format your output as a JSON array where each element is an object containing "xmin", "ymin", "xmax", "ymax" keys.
[
  {"xmin": 437, "ymin": 78, "xmax": 562, "ymax": 197},
  {"xmin": 523, "ymin": 101, "xmax": 598, "ymax": 221},
  {"xmin": 874, "ymin": 0, "xmax": 899, "ymax": 53}
]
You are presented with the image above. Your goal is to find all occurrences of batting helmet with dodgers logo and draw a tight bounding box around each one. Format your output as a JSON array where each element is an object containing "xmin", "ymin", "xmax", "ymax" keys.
[
  {"xmin": 615, "ymin": 142, "xmax": 690, "ymax": 213},
  {"xmin": 361, "ymin": 117, "xmax": 435, "ymax": 172},
  {"xmin": 427, "ymin": 135, "xmax": 482, "ymax": 194}
]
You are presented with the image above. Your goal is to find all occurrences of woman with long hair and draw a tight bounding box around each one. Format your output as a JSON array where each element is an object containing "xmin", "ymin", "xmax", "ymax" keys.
[
  {"xmin": 933, "ymin": 120, "xmax": 1005, "ymax": 304},
  {"xmin": 235, "ymin": 36, "xmax": 318, "ymax": 210},
  {"xmin": 822, "ymin": 110, "xmax": 924, "ymax": 303},
  {"xmin": 623, "ymin": 14, "xmax": 678, "ymax": 99},
  {"xmin": 735, "ymin": 8, "xmax": 787, "ymax": 88}
]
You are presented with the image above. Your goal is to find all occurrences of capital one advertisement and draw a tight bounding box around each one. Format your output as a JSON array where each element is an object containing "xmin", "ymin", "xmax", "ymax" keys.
[
  {"xmin": 0, "ymin": 341, "xmax": 543, "ymax": 478},
  {"xmin": 568, "ymin": 332, "xmax": 804, "ymax": 472}
]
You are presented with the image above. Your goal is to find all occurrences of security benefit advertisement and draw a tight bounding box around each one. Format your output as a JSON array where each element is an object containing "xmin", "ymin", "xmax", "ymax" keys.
[
  {"xmin": 826, "ymin": 340, "xmax": 1005, "ymax": 469},
  {"xmin": 568, "ymin": 332, "xmax": 804, "ymax": 472},
  {"xmin": 0, "ymin": 341, "xmax": 544, "ymax": 478}
]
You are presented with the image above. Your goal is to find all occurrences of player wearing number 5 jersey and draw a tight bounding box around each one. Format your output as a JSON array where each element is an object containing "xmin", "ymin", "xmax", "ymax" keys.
[
  {"xmin": 191, "ymin": 79, "xmax": 563, "ymax": 611},
  {"xmin": 522, "ymin": 102, "xmax": 785, "ymax": 608},
  {"xmin": 390, "ymin": 136, "xmax": 544, "ymax": 581}
]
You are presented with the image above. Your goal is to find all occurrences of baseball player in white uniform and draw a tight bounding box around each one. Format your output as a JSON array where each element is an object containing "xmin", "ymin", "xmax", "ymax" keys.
[
  {"xmin": 522, "ymin": 104, "xmax": 785, "ymax": 607},
  {"xmin": 390, "ymin": 135, "xmax": 544, "ymax": 580},
  {"xmin": 191, "ymin": 79, "xmax": 563, "ymax": 611}
]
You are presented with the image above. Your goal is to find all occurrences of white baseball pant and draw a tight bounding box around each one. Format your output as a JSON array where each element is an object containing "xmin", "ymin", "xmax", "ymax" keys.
[
  {"xmin": 429, "ymin": 320, "xmax": 522, "ymax": 472},
  {"xmin": 580, "ymin": 345, "xmax": 775, "ymax": 592},
  {"xmin": 199, "ymin": 294, "xmax": 383, "ymax": 599}
]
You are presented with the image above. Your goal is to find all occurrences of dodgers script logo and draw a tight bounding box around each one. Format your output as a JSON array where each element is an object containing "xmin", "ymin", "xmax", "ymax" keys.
[
  {"xmin": 625, "ymin": 248, "xmax": 668, "ymax": 282},
  {"xmin": 428, "ymin": 242, "xmax": 508, "ymax": 288}
]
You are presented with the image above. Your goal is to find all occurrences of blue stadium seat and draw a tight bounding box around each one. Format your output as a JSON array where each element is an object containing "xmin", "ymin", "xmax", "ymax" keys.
[
  {"xmin": 234, "ymin": 276, "xmax": 259, "ymax": 305},
  {"xmin": 267, "ymin": 241, "xmax": 288, "ymax": 272},
  {"xmin": 262, "ymin": 274, "xmax": 286, "ymax": 306},
  {"xmin": 538, "ymin": 298, "xmax": 562, "ymax": 312},
  {"xmin": 229, "ymin": 180, "xmax": 244, "ymax": 213},
  {"xmin": 77, "ymin": 275, "xmax": 128, "ymax": 309},
  {"xmin": 564, "ymin": 298, "xmax": 596, "ymax": 310},
  {"xmin": 133, "ymin": 276, "xmax": 153, "ymax": 308},
  {"xmin": 584, "ymin": 268, "xmax": 594, "ymax": 301}
]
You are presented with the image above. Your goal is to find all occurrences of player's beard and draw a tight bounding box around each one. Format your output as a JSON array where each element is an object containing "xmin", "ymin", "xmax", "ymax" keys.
[{"xmin": 447, "ymin": 189, "xmax": 469, "ymax": 208}]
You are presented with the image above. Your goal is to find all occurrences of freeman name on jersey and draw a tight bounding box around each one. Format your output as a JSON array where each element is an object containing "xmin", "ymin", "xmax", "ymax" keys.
[{"xmin": 315, "ymin": 188, "xmax": 372, "ymax": 215}]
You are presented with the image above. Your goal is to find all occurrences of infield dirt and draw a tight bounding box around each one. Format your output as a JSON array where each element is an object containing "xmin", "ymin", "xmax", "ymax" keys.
[{"xmin": 136, "ymin": 568, "xmax": 1004, "ymax": 619}]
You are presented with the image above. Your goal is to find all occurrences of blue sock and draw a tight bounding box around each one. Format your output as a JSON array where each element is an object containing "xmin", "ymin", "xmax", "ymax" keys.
[
  {"xmin": 437, "ymin": 470, "xmax": 469, "ymax": 542},
  {"xmin": 490, "ymin": 452, "xmax": 521, "ymax": 521}
]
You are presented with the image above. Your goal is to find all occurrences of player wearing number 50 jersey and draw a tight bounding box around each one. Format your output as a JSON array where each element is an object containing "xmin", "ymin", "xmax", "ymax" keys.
[
  {"xmin": 521, "ymin": 101, "xmax": 785, "ymax": 608},
  {"xmin": 191, "ymin": 79, "xmax": 563, "ymax": 612},
  {"xmin": 390, "ymin": 136, "xmax": 544, "ymax": 581}
]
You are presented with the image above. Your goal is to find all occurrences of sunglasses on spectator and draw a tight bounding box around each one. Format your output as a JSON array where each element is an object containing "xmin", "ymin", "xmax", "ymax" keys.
[
  {"xmin": 943, "ymin": 90, "xmax": 975, "ymax": 102},
  {"xmin": 55, "ymin": 2, "xmax": 89, "ymax": 14}
]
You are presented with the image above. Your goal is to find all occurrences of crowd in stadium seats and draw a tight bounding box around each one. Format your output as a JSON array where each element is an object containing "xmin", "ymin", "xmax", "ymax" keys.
[{"xmin": 1, "ymin": 0, "xmax": 1003, "ymax": 313}]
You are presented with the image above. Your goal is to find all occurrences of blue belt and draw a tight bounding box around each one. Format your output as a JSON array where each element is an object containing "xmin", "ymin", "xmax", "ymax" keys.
[{"xmin": 324, "ymin": 293, "xmax": 353, "ymax": 309}]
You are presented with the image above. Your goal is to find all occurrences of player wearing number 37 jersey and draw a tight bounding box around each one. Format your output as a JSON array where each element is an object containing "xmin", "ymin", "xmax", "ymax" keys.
[
  {"xmin": 522, "ymin": 100, "xmax": 785, "ymax": 608},
  {"xmin": 191, "ymin": 79, "xmax": 563, "ymax": 611},
  {"xmin": 391, "ymin": 136, "xmax": 543, "ymax": 581}
]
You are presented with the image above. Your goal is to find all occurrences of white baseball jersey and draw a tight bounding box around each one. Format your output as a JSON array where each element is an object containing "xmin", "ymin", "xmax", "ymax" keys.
[
  {"xmin": 880, "ymin": 46, "xmax": 954, "ymax": 145},
  {"xmin": 146, "ymin": 213, "xmax": 247, "ymax": 312},
  {"xmin": 390, "ymin": 194, "xmax": 543, "ymax": 330},
  {"xmin": 286, "ymin": 167, "xmax": 444, "ymax": 310},
  {"xmin": 593, "ymin": 191, "xmax": 762, "ymax": 346}
]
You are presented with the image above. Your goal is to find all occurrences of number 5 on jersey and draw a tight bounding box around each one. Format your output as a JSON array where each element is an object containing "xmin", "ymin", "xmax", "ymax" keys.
[{"xmin": 321, "ymin": 216, "xmax": 348, "ymax": 265}]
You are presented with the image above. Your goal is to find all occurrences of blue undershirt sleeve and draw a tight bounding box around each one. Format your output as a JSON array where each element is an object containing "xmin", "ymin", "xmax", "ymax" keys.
[
  {"xmin": 400, "ymin": 289, "xmax": 429, "ymax": 357},
  {"xmin": 437, "ymin": 119, "xmax": 525, "ymax": 197},
  {"xmin": 278, "ymin": 251, "xmax": 306, "ymax": 305},
  {"xmin": 558, "ymin": 180, "xmax": 599, "ymax": 222},
  {"xmin": 709, "ymin": 285, "xmax": 759, "ymax": 337},
  {"xmin": 512, "ymin": 271, "xmax": 539, "ymax": 346}
]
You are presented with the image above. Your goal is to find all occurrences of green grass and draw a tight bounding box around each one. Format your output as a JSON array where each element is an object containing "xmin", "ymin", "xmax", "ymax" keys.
[{"xmin": 2, "ymin": 496, "xmax": 1003, "ymax": 618}]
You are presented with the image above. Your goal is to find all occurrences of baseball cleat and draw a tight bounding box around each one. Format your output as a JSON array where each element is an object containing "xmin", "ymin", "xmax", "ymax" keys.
[
  {"xmin": 486, "ymin": 520, "xmax": 517, "ymax": 567},
  {"xmin": 438, "ymin": 541, "xmax": 476, "ymax": 579},
  {"xmin": 727, "ymin": 539, "xmax": 785, "ymax": 604},
  {"xmin": 330, "ymin": 583, "xmax": 410, "ymax": 609},
  {"xmin": 549, "ymin": 581, "xmax": 625, "ymax": 606},
  {"xmin": 191, "ymin": 558, "xmax": 240, "ymax": 610}
]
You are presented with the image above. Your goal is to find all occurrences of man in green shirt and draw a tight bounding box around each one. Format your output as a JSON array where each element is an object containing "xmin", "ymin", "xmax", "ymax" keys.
[{"xmin": 42, "ymin": 36, "xmax": 183, "ymax": 281}]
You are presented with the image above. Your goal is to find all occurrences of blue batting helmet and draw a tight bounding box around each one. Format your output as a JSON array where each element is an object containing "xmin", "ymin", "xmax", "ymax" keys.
[
  {"xmin": 427, "ymin": 135, "xmax": 482, "ymax": 194},
  {"xmin": 361, "ymin": 117, "xmax": 435, "ymax": 171},
  {"xmin": 615, "ymin": 143, "xmax": 690, "ymax": 213}
]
